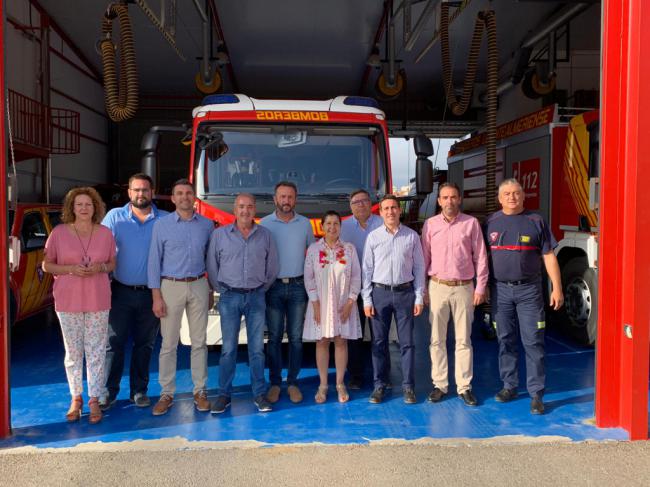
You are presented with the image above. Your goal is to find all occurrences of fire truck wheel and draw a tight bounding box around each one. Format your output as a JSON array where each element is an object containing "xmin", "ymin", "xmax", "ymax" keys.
[{"xmin": 561, "ymin": 256, "xmax": 598, "ymax": 346}]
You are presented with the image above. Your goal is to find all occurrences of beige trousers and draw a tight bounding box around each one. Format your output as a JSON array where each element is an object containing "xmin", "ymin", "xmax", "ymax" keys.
[
  {"xmin": 158, "ymin": 277, "xmax": 209, "ymax": 396},
  {"xmin": 428, "ymin": 279, "xmax": 474, "ymax": 394}
]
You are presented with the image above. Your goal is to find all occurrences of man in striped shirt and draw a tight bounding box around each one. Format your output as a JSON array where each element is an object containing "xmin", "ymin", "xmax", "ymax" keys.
[
  {"xmin": 421, "ymin": 182, "xmax": 488, "ymax": 407},
  {"xmin": 362, "ymin": 195, "xmax": 426, "ymax": 404}
]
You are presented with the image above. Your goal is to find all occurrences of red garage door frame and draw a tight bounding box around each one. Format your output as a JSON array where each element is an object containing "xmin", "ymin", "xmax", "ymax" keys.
[
  {"xmin": 596, "ymin": 0, "xmax": 650, "ymax": 440},
  {"xmin": 0, "ymin": 1, "xmax": 649, "ymax": 440},
  {"xmin": 1, "ymin": 0, "xmax": 12, "ymax": 438}
]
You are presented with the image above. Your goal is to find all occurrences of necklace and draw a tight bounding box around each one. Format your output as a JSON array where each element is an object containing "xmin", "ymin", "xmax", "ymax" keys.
[{"xmin": 72, "ymin": 223, "xmax": 94, "ymax": 267}]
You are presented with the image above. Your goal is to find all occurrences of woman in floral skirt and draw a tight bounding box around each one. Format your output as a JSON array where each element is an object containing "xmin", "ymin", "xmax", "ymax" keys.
[{"xmin": 303, "ymin": 210, "xmax": 362, "ymax": 403}]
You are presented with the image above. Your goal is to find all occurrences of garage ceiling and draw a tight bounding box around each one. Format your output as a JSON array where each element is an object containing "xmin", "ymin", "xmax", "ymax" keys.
[{"xmin": 32, "ymin": 0, "xmax": 600, "ymax": 135}]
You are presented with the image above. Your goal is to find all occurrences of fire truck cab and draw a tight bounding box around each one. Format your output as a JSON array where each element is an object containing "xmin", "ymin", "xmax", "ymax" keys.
[{"xmin": 163, "ymin": 94, "xmax": 397, "ymax": 345}]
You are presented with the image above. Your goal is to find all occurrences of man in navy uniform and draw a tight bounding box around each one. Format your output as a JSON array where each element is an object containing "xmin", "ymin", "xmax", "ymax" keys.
[{"xmin": 485, "ymin": 178, "xmax": 564, "ymax": 415}]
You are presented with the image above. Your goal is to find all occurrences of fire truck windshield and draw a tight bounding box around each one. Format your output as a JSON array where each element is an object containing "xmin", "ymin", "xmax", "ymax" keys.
[{"xmin": 194, "ymin": 123, "xmax": 388, "ymax": 203}]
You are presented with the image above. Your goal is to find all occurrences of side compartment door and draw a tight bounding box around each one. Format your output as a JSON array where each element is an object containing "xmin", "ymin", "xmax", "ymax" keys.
[{"xmin": 16, "ymin": 210, "xmax": 51, "ymax": 320}]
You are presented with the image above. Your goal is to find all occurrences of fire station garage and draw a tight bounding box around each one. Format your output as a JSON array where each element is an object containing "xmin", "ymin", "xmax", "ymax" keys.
[{"xmin": 0, "ymin": 0, "xmax": 648, "ymax": 451}]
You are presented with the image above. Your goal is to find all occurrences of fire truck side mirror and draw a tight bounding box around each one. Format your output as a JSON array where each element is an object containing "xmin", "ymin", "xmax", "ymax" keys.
[
  {"xmin": 414, "ymin": 134, "xmax": 434, "ymax": 195},
  {"xmin": 414, "ymin": 134, "xmax": 433, "ymax": 157},
  {"xmin": 416, "ymin": 158, "xmax": 434, "ymax": 195}
]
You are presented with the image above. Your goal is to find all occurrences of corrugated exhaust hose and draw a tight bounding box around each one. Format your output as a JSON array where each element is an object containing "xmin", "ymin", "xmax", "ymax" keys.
[
  {"xmin": 440, "ymin": 4, "xmax": 498, "ymax": 214},
  {"xmin": 100, "ymin": 2, "xmax": 138, "ymax": 122}
]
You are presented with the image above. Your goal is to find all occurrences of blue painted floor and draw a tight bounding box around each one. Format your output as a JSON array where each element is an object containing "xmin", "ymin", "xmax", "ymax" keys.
[{"xmin": 2, "ymin": 312, "xmax": 629, "ymax": 449}]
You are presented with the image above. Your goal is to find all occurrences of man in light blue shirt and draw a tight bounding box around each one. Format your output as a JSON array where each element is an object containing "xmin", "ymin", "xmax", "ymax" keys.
[
  {"xmin": 207, "ymin": 193, "xmax": 279, "ymax": 414},
  {"xmin": 362, "ymin": 195, "xmax": 425, "ymax": 405},
  {"xmin": 260, "ymin": 181, "xmax": 315, "ymax": 404},
  {"xmin": 147, "ymin": 179, "xmax": 214, "ymax": 416},
  {"xmin": 100, "ymin": 173, "xmax": 167, "ymax": 411},
  {"xmin": 340, "ymin": 189, "xmax": 382, "ymax": 389}
]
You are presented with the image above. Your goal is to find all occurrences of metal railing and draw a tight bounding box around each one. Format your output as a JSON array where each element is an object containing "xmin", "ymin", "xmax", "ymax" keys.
[{"xmin": 7, "ymin": 89, "xmax": 80, "ymax": 155}]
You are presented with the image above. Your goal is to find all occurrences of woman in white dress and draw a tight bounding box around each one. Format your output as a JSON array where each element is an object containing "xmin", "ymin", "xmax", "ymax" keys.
[{"xmin": 303, "ymin": 211, "xmax": 362, "ymax": 403}]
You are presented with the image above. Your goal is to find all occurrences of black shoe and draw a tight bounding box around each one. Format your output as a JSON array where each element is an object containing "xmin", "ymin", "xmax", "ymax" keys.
[
  {"xmin": 481, "ymin": 326, "xmax": 497, "ymax": 341},
  {"xmin": 494, "ymin": 388, "xmax": 518, "ymax": 403},
  {"xmin": 427, "ymin": 387, "xmax": 446, "ymax": 403},
  {"xmin": 530, "ymin": 396, "xmax": 545, "ymax": 415},
  {"xmin": 211, "ymin": 396, "xmax": 231, "ymax": 414},
  {"xmin": 254, "ymin": 395, "xmax": 273, "ymax": 413},
  {"xmin": 459, "ymin": 390, "xmax": 478, "ymax": 407},
  {"xmin": 131, "ymin": 392, "xmax": 151, "ymax": 408},
  {"xmin": 348, "ymin": 377, "xmax": 363, "ymax": 390},
  {"xmin": 369, "ymin": 387, "xmax": 385, "ymax": 404},
  {"xmin": 403, "ymin": 388, "xmax": 417, "ymax": 404},
  {"xmin": 98, "ymin": 396, "xmax": 117, "ymax": 411}
]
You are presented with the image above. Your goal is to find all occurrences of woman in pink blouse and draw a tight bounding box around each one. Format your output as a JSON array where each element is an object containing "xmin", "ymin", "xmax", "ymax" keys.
[
  {"xmin": 43, "ymin": 187, "xmax": 116, "ymax": 424},
  {"xmin": 303, "ymin": 211, "xmax": 362, "ymax": 403}
]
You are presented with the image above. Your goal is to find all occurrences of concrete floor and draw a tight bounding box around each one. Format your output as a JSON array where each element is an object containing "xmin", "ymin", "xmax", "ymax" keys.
[
  {"xmin": 0, "ymin": 309, "xmax": 632, "ymax": 450},
  {"xmin": 2, "ymin": 441, "xmax": 650, "ymax": 486}
]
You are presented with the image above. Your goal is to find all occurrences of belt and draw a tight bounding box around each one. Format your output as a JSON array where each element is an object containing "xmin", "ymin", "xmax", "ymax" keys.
[
  {"xmin": 161, "ymin": 275, "xmax": 204, "ymax": 282},
  {"xmin": 113, "ymin": 280, "xmax": 149, "ymax": 291},
  {"xmin": 220, "ymin": 283, "xmax": 262, "ymax": 294},
  {"xmin": 373, "ymin": 281, "xmax": 413, "ymax": 291},
  {"xmin": 430, "ymin": 276, "xmax": 473, "ymax": 287},
  {"xmin": 277, "ymin": 276, "xmax": 303, "ymax": 284},
  {"xmin": 498, "ymin": 277, "xmax": 537, "ymax": 286}
]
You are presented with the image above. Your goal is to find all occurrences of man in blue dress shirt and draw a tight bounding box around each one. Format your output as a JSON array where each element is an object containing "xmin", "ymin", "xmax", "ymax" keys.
[
  {"xmin": 100, "ymin": 173, "xmax": 167, "ymax": 410},
  {"xmin": 340, "ymin": 189, "xmax": 382, "ymax": 389},
  {"xmin": 206, "ymin": 193, "xmax": 279, "ymax": 414},
  {"xmin": 147, "ymin": 179, "xmax": 214, "ymax": 416},
  {"xmin": 362, "ymin": 195, "xmax": 425, "ymax": 404},
  {"xmin": 260, "ymin": 181, "xmax": 315, "ymax": 404}
]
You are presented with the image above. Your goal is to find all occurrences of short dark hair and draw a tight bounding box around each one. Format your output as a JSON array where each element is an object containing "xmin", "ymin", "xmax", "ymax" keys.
[
  {"xmin": 437, "ymin": 182, "xmax": 460, "ymax": 198},
  {"xmin": 349, "ymin": 189, "xmax": 370, "ymax": 201},
  {"xmin": 379, "ymin": 194, "xmax": 399, "ymax": 210},
  {"xmin": 274, "ymin": 181, "xmax": 298, "ymax": 195},
  {"xmin": 128, "ymin": 173, "xmax": 153, "ymax": 188},
  {"xmin": 321, "ymin": 210, "xmax": 341, "ymax": 226},
  {"xmin": 171, "ymin": 178, "xmax": 193, "ymax": 193}
]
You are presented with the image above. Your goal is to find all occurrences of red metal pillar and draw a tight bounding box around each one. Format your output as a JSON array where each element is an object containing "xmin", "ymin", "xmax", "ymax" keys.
[
  {"xmin": 596, "ymin": 0, "xmax": 650, "ymax": 440},
  {"xmin": 0, "ymin": 1, "xmax": 13, "ymax": 437}
]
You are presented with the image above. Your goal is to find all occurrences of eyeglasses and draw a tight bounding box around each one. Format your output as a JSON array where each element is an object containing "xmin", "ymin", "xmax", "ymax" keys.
[{"xmin": 350, "ymin": 198, "xmax": 371, "ymax": 206}]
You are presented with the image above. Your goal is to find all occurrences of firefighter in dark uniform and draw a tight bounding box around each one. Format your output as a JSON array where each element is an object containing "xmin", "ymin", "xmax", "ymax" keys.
[{"xmin": 485, "ymin": 178, "xmax": 564, "ymax": 415}]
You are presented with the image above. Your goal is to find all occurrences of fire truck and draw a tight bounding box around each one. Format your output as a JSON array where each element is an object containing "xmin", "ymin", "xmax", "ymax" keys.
[
  {"xmin": 143, "ymin": 94, "xmax": 433, "ymax": 345},
  {"xmin": 447, "ymin": 105, "xmax": 599, "ymax": 344}
]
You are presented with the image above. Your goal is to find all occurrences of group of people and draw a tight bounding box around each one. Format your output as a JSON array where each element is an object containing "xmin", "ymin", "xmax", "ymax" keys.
[{"xmin": 42, "ymin": 173, "xmax": 564, "ymax": 424}]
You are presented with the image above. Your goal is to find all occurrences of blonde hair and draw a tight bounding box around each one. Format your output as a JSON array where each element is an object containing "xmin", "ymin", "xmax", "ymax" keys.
[{"xmin": 61, "ymin": 187, "xmax": 106, "ymax": 224}]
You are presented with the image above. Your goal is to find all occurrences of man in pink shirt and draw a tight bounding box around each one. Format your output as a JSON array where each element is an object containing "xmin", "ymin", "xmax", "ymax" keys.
[{"xmin": 421, "ymin": 182, "xmax": 488, "ymax": 407}]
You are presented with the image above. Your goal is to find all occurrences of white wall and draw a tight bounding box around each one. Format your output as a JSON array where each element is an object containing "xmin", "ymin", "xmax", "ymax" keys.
[{"xmin": 5, "ymin": 0, "xmax": 109, "ymax": 203}]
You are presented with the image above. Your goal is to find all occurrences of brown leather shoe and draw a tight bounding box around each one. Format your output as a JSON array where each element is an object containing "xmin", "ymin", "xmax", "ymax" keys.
[
  {"xmin": 194, "ymin": 391, "xmax": 210, "ymax": 412},
  {"xmin": 267, "ymin": 385, "xmax": 281, "ymax": 404},
  {"xmin": 152, "ymin": 394, "xmax": 174, "ymax": 416},
  {"xmin": 287, "ymin": 385, "xmax": 303, "ymax": 403}
]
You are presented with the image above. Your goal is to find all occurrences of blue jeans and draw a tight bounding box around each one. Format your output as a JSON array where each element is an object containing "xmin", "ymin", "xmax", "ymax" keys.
[
  {"xmin": 265, "ymin": 279, "xmax": 308, "ymax": 386},
  {"xmin": 492, "ymin": 279, "xmax": 546, "ymax": 397},
  {"xmin": 104, "ymin": 281, "xmax": 160, "ymax": 399},
  {"xmin": 217, "ymin": 288, "xmax": 267, "ymax": 398}
]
